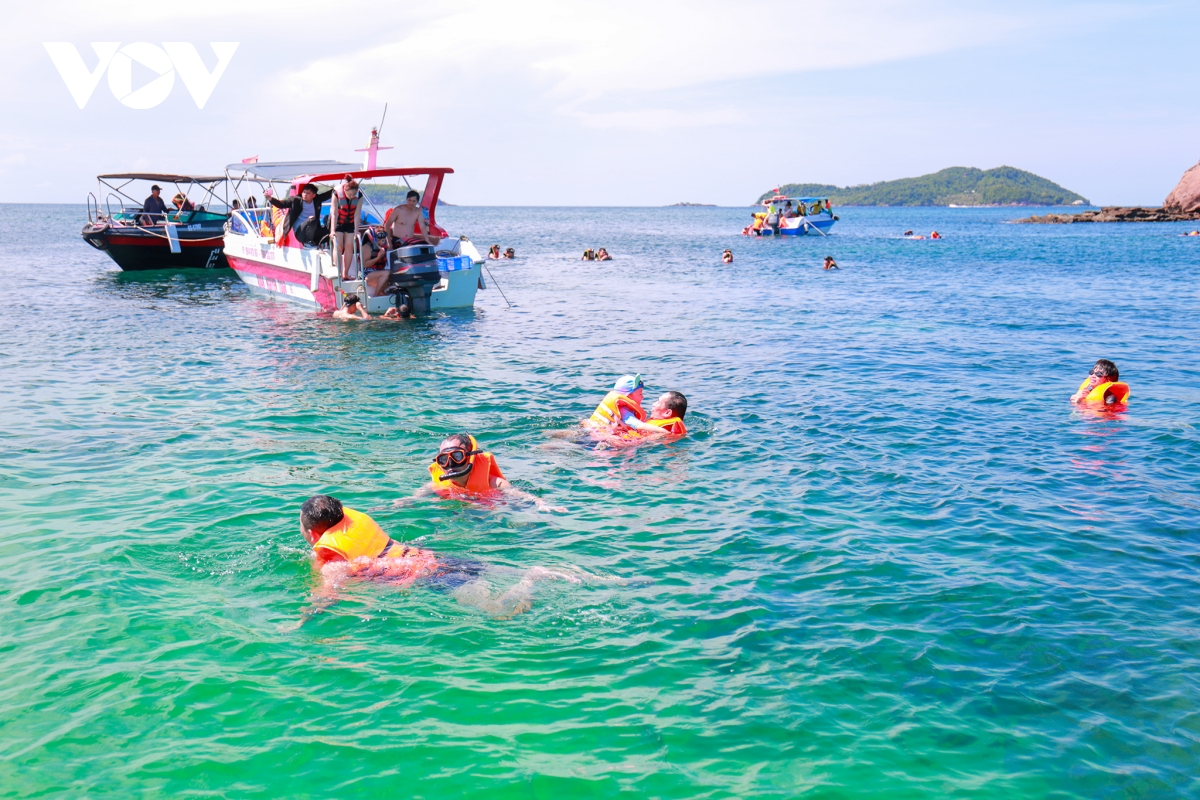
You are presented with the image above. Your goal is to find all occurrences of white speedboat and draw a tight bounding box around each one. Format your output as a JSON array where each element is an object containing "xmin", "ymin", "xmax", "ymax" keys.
[{"xmin": 222, "ymin": 162, "xmax": 483, "ymax": 314}]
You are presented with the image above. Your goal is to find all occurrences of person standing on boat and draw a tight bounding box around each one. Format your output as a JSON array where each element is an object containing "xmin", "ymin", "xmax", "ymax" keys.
[
  {"xmin": 383, "ymin": 190, "xmax": 440, "ymax": 248},
  {"xmin": 140, "ymin": 185, "xmax": 168, "ymax": 225},
  {"xmin": 266, "ymin": 183, "xmax": 333, "ymax": 247},
  {"xmin": 333, "ymin": 176, "xmax": 365, "ymax": 279}
]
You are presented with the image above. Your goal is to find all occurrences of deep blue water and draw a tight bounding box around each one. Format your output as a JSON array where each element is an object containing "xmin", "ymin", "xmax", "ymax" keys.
[{"xmin": 0, "ymin": 204, "xmax": 1198, "ymax": 797}]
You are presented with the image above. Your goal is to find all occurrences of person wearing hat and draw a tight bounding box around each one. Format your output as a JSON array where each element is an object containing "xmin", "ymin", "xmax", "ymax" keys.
[
  {"xmin": 332, "ymin": 293, "xmax": 369, "ymax": 321},
  {"xmin": 141, "ymin": 184, "xmax": 168, "ymax": 224},
  {"xmin": 584, "ymin": 374, "xmax": 671, "ymax": 437},
  {"xmin": 171, "ymin": 192, "xmax": 195, "ymax": 215}
]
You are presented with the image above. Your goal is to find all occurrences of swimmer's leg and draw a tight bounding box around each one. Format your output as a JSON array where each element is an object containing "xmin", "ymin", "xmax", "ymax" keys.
[{"xmin": 449, "ymin": 567, "xmax": 584, "ymax": 618}]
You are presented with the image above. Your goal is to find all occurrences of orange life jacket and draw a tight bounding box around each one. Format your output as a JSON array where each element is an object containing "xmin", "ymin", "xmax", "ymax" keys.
[
  {"xmin": 314, "ymin": 507, "xmax": 395, "ymax": 562},
  {"xmin": 428, "ymin": 436, "xmax": 506, "ymax": 494},
  {"xmin": 619, "ymin": 416, "xmax": 688, "ymax": 441},
  {"xmin": 588, "ymin": 391, "xmax": 646, "ymax": 427},
  {"xmin": 1076, "ymin": 379, "xmax": 1130, "ymax": 404}
]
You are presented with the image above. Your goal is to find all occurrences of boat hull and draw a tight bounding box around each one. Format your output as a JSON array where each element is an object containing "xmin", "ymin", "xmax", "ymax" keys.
[
  {"xmin": 82, "ymin": 225, "xmax": 228, "ymax": 271},
  {"xmin": 747, "ymin": 217, "xmax": 837, "ymax": 237},
  {"xmin": 223, "ymin": 232, "xmax": 481, "ymax": 312}
]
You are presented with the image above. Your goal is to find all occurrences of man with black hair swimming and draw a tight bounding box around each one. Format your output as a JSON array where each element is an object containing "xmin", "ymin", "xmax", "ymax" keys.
[
  {"xmin": 1070, "ymin": 358, "xmax": 1130, "ymax": 405},
  {"xmin": 296, "ymin": 494, "xmax": 578, "ymax": 621}
]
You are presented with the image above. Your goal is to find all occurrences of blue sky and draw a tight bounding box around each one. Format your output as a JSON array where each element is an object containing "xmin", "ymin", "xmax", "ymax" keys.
[{"xmin": 2, "ymin": 0, "xmax": 1197, "ymax": 205}]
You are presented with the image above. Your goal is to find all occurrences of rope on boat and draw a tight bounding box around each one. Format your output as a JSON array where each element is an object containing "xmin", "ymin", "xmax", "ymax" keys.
[
  {"xmin": 481, "ymin": 262, "xmax": 513, "ymax": 308},
  {"xmin": 98, "ymin": 221, "xmax": 223, "ymax": 244}
]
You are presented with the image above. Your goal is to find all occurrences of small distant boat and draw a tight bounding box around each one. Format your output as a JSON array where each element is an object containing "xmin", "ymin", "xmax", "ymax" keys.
[
  {"xmin": 222, "ymin": 161, "xmax": 484, "ymax": 314},
  {"xmin": 743, "ymin": 194, "xmax": 837, "ymax": 237},
  {"xmin": 81, "ymin": 173, "xmax": 231, "ymax": 270}
]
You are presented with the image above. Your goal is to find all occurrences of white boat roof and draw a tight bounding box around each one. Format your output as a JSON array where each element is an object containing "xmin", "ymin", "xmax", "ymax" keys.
[{"xmin": 226, "ymin": 160, "xmax": 361, "ymax": 181}]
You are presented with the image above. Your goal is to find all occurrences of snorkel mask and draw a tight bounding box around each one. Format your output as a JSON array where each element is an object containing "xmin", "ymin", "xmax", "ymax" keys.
[{"xmin": 434, "ymin": 435, "xmax": 480, "ymax": 481}]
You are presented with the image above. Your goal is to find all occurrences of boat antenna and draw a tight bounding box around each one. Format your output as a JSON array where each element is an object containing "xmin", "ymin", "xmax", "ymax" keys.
[{"xmin": 377, "ymin": 103, "xmax": 387, "ymax": 138}]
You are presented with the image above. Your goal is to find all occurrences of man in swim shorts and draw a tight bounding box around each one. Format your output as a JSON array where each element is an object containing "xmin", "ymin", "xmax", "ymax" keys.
[
  {"xmin": 393, "ymin": 434, "xmax": 565, "ymax": 512},
  {"xmin": 1070, "ymin": 358, "xmax": 1130, "ymax": 405},
  {"xmin": 383, "ymin": 189, "xmax": 440, "ymax": 248},
  {"xmin": 297, "ymin": 494, "xmax": 577, "ymax": 620}
]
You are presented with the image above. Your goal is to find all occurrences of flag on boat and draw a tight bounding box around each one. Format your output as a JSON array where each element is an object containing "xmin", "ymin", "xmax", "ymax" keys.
[{"xmin": 241, "ymin": 155, "xmax": 258, "ymax": 164}]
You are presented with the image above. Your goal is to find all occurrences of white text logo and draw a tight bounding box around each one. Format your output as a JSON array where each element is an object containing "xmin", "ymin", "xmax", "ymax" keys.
[{"xmin": 43, "ymin": 42, "xmax": 239, "ymax": 109}]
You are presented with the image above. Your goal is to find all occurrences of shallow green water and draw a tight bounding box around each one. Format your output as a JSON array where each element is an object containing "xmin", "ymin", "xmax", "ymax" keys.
[{"xmin": 1, "ymin": 204, "xmax": 1199, "ymax": 797}]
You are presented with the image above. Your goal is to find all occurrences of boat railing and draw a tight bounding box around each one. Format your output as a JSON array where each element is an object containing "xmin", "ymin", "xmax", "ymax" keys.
[{"xmin": 87, "ymin": 192, "xmax": 99, "ymax": 224}]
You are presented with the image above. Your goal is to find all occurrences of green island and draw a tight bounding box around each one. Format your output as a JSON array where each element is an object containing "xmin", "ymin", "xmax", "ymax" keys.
[
  {"xmin": 758, "ymin": 166, "xmax": 1089, "ymax": 207},
  {"xmin": 359, "ymin": 184, "xmax": 453, "ymax": 207}
]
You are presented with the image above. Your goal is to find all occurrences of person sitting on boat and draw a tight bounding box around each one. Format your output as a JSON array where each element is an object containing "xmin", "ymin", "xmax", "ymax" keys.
[
  {"xmin": 246, "ymin": 196, "xmax": 258, "ymax": 209},
  {"xmin": 488, "ymin": 244, "xmax": 502, "ymax": 259},
  {"xmin": 503, "ymin": 247, "xmax": 515, "ymax": 259},
  {"xmin": 172, "ymin": 193, "xmax": 195, "ymax": 215},
  {"xmin": 140, "ymin": 184, "xmax": 168, "ymax": 225},
  {"xmin": 1070, "ymin": 359, "xmax": 1130, "ymax": 405},
  {"xmin": 266, "ymin": 183, "xmax": 333, "ymax": 247},
  {"xmin": 383, "ymin": 190, "xmax": 440, "ymax": 248},
  {"xmin": 332, "ymin": 293, "xmax": 369, "ymax": 321},
  {"xmin": 360, "ymin": 227, "xmax": 394, "ymax": 297},
  {"xmin": 596, "ymin": 248, "xmax": 612, "ymax": 261},
  {"xmin": 722, "ymin": 249, "xmax": 734, "ymax": 263},
  {"xmin": 392, "ymin": 434, "xmax": 565, "ymax": 512},
  {"xmin": 581, "ymin": 248, "xmax": 596, "ymax": 261},
  {"xmin": 333, "ymin": 175, "xmax": 365, "ymax": 279},
  {"xmin": 297, "ymin": 494, "xmax": 577, "ymax": 621},
  {"xmin": 782, "ymin": 201, "xmax": 798, "ymax": 219}
]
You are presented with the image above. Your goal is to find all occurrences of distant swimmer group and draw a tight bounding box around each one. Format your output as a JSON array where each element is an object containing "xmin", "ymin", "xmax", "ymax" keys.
[
  {"xmin": 903, "ymin": 230, "xmax": 942, "ymax": 240},
  {"xmin": 581, "ymin": 248, "xmax": 613, "ymax": 261},
  {"xmin": 487, "ymin": 244, "xmax": 516, "ymax": 259}
]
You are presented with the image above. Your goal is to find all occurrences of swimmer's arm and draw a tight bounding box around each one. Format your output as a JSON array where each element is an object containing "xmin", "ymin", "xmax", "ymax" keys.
[
  {"xmin": 389, "ymin": 484, "xmax": 436, "ymax": 508},
  {"xmin": 621, "ymin": 416, "xmax": 670, "ymax": 436},
  {"xmin": 492, "ymin": 477, "xmax": 566, "ymax": 513},
  {"xmin": 1070, "ymin": 376, "xmax": 1101, "ymax": 403}
]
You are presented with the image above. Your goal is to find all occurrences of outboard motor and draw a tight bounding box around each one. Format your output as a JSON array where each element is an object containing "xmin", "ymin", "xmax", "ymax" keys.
[{"xmin": 383, "ymin": 243, "xmax": 442, "ymax": 315}]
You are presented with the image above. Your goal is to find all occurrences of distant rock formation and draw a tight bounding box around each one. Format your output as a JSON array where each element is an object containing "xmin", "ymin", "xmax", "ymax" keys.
[
  {"xmin": 1017, "ymin": 159, "xmax": 1200, "ymax": 223},
  {"xmin": 1016, "ymin": 206, "xmax": 1200, "ymax": 223},
  {"xmin": 667, "ymin": 202, "xmax": 716, "ymax": 207},
  {"xmin": 1163, "ymin": 160, "xmax": 1200, "ymax": 214}
]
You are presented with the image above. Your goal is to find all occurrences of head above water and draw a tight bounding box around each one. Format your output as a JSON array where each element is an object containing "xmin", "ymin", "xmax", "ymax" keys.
[
  {"xmin": 343, "ymin": 293, "xmax": 360, "ymax": 309},
  {"xmin": 652, "ymin": 391, "xmax": 688, "ymax": 419},
  {"xmin": 300, "ymin": 494, "xmax": 344, "ymax": 542},
  {"xmin": 435, "ymin": 433, "xmax": 480, "ymax": 481},
  {"xmin": 613, "ymin": 373, "xmax": 644, "ymax": 397},
  {"xmin": 1091, "ymin": 359, "xmax": 1119, "ymax": 381}
]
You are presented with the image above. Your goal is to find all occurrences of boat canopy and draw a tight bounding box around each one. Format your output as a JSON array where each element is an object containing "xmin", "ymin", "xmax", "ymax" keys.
[
  {"xmin": 762, "ymin": 195, "xmax": 830, "ymax": 205},
  {"xmin": 225, "ymin": 160, "xmax": 361, "ymax": 182},
  {"xmin": 98, "ymin": 173, "xmax": 228, "ymax": 183}
]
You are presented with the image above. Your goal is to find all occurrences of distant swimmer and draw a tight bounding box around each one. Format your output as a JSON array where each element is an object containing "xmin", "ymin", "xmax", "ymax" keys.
[
  {"xmin": 503, "ymin": 247, "xmax": 515, "ymax": 259},
  {"xmin": 596, "ymin": 248, "xmax": 612, "ymax": 261},
  {"xmin": 333, "ymin": 293, "xmax": 369, "ymax": 321},
  {"xmin": 581, "ymin": 248, "xmax": 596, "ymax": 261},
  {"xmin": 823, "ymin": 256, "xmax": 840, "ymax": 270},
  {"xmin": 722, "ymin": 249, "xmax": 734, "ymax": 263},
  {"xmin": 297, "ymin": 494, "xmax": 580, "ymax": 620},
  {"xmin": 393, "ymin": 434, "xmax": 565, "ymax": 512},
  {"xmin": 930, "ymin": 231, "xmax": 942, "ymax": 239},
  {"xmin": 382, "ymin": 304, "xmax": 412, "ymax": 320},
  {"xmin": 903, "ymin": 230, "xmax": 914, "ymax": 236},
  {"xmin": 1185, "ymin": 230, "xmax": 1200, "ymax": 237},
  {"xmin": 488, "ymin": 244, "xmax": 502, "ymax": 259},
  {"xmin": 1070, "ymin": 358, "xmax": 1131, "ymax": 405}
]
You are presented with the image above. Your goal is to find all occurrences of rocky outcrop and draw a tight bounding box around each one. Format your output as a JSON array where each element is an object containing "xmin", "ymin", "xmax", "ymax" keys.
[
  {"xmin": 1016, "ymin": 159, "xmax": 1200, "ymax": 223},
  {"xmin": 1016, "ymin": 206, "xmax": 1200, "ymax": 223},
  {"xmin": 1164, "ymin": 160, "xmax": 1200, "ymax": 213}
]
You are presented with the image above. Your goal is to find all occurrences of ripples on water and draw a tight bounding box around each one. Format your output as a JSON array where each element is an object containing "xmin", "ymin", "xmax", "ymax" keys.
[{"xmin": 1, "ymin": 203, "xmax": 1199, "ymax": 797}]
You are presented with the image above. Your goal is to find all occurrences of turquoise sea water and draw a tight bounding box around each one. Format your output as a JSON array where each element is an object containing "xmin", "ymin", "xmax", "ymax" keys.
[{"xmin": 2, "ymin": 204, "xmax": 1199, "ymax": 797}]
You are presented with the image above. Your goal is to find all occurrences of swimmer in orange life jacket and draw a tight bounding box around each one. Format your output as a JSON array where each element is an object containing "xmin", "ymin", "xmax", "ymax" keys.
[
  {"xmin": 296, "ymin": 494, "xmax": 579, "ymax": 621},
  {"xmin": 1070, "ymin": 358, "xmax": 1131, "ymax": 405},
  {"xmin": 585, "ymin": 374, "xmax": 672, "ymax": 438},
  {"xmin": 610, "ymin": 390, "xmax": 689, "ymax": 442},
  {"xmin": 393, "ymin": 434, "xmax": 565, "ymax": 512}
]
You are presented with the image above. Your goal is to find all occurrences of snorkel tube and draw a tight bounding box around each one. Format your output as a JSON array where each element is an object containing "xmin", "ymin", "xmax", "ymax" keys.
[{"xmin": 434, "ymin": 434, "xmax": 481, "ymax": 481}]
